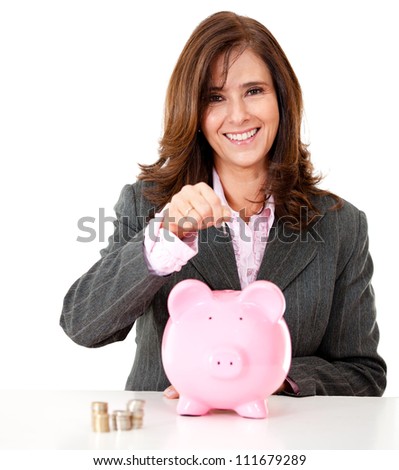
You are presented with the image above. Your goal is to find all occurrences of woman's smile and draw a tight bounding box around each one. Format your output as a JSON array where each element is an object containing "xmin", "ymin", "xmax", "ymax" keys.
[{"xmin": 224, "ymin": 127, "xmax": 260, "ymax": 144}]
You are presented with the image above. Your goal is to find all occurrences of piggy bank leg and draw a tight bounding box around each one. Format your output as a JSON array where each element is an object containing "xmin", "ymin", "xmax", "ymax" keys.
[
  {"xmin": 177, "ymin": 395, "xmax": 210, "ymax": 416},
  {"xmin": 235, "ymin": 399, "xmax": 268, "ymax": 419}
]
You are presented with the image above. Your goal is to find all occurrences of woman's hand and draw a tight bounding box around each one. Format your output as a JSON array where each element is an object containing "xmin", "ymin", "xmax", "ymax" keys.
[
  {"xmin": 162, "ymin": 182, "xmax": 231, "ymax": 239},
  {"xmin": 163, "ymin": 385, "xmax": 180, "ymax": 399}
]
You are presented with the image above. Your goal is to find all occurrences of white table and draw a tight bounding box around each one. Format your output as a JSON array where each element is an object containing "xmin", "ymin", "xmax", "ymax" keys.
[{"xmin": 0, "ymin": 390, "xmax": 398, "ymax": 450}]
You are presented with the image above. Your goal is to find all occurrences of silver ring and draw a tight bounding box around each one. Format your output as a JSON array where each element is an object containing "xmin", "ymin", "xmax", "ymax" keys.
[{"xmin": 184, "ymin": 206, "xmax": 194, "ymax": 217}]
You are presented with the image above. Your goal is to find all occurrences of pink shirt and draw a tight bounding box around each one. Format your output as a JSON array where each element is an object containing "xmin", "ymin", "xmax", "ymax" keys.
[{"xmin": 144, "ymin": 170, "xmax": 275, "ymax": 288}]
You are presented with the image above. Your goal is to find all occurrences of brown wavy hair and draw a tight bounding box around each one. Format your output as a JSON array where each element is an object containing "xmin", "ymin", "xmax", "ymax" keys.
[{"xmin": 138, "ymin": 11, "xmax": 341, "ymax": 229}]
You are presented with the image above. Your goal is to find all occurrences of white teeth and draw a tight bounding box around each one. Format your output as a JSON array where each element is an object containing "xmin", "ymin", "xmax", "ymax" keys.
[{"xmin": 226, "ymin": 128, "xmax": 258, "ymax": 141}]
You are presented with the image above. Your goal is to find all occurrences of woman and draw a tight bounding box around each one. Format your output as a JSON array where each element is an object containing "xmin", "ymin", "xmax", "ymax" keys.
[{"xmin": 60, "ymin": 11, "xmax": 386, "ymax": 397}]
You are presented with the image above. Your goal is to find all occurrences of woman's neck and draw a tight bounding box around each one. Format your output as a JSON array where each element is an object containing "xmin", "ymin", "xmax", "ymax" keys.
[{"xmin": 216, "ymin": 166, "xmax": 267, "ymax": 222}]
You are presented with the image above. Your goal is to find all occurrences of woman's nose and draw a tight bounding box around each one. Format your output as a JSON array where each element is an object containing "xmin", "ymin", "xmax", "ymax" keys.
[{"xmin": 227, "ymin": 98, "xmax": 250, "ymax": 125}]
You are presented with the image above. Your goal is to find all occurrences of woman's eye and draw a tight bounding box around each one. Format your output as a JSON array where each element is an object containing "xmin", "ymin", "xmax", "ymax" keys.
[
  {"xmin": 247, "ymin": 87, "xmax": 263, "ymax": 96},
  {"xmin": 208, "ymin": 94, "xmax": 223, "ymax": 103}
]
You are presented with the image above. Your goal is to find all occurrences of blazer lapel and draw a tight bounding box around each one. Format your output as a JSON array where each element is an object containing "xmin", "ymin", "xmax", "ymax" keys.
[
  {"xmin": 189, "ymin": 225, "xmax": 241, "ymax": 290},
  {"xmin": 189, "ymin": 214, "xmax": 324, "ymax": 292},
  {"xmin": 257, "ymin": 216, "xmax": 323, "ymax": 291}
]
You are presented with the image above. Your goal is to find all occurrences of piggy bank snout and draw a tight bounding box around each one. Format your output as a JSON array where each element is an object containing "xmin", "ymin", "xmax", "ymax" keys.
[{"xmin": 208, "ymin": 348, "xmax": 243, "ymax": 379}]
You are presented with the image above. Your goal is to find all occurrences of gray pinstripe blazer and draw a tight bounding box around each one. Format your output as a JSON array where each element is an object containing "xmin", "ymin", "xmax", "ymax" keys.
[{"xmin": 60, "ymin": 181, "xmax": 387, "ymax": 396}]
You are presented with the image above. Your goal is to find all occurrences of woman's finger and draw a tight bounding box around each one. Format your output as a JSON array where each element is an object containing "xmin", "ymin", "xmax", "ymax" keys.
[{"xmin": 163, "ymin": 385, "xmax": 180, "ymax": 399}]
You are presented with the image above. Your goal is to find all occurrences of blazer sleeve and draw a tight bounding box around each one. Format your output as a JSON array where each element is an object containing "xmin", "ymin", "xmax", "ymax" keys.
[
  {"xmin": 286, "ymin": 210, "xmax": 387, "ymax": 396},
  {"xmin": 60, "ymin": 183, "xmax": 169, "ymax": 348}
]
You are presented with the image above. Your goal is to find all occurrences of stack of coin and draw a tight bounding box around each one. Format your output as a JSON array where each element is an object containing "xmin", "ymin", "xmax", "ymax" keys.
[
  {"xmin": 111, "ymin": 410, "xmax": 133, "ymax": 431},
  {"xmin": 127, "ymin": 399, "xmax": 145, "ymax": 429},
  {"xmin": 91, "ymin": 401, "xmax": 110, "ymax": 432}
]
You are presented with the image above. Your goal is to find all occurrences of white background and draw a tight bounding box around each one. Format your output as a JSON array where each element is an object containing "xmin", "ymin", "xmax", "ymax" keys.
[{"xmin": 1, "ymin": 0, "xmax": 398, "ymax": 396}]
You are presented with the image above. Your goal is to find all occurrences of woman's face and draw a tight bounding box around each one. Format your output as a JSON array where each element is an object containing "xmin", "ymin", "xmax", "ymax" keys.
[{"xmin": 201, "ymin": 48, "xmax": 279, "ymax": 175}]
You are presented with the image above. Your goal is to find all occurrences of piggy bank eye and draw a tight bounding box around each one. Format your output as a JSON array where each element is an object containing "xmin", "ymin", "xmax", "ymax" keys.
[
  {"xmin": 208, "ymin": 316, "xmax": 213, "ymax": 320},
  {"xmin": 239, "ymin": 317, "xmax": 243, "ymax": 321}
]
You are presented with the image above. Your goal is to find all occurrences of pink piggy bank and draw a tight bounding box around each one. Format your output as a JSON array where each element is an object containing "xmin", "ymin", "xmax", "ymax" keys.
[{"xmin": 162, "ymin": 279, "xmax": 291, "ymax": 419}]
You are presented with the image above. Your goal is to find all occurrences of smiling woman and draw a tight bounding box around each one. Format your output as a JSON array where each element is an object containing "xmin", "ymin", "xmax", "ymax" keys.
[
  {"xmin": 60, "ymin": 11, "xmax": 387, "ymax": 398},
  {"xmin": 138, "ymin": 11, "xmax": 338, "ymax": 231}
]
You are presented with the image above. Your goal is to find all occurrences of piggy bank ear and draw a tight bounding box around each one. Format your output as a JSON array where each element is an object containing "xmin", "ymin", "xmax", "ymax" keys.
[
  {"xmin": 239, "ymin": 280, "xmax": 285, "ymax": 323},
  {"xmin": 167, "ymin": 279, "xmax": 213, "ymax": 322}
]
